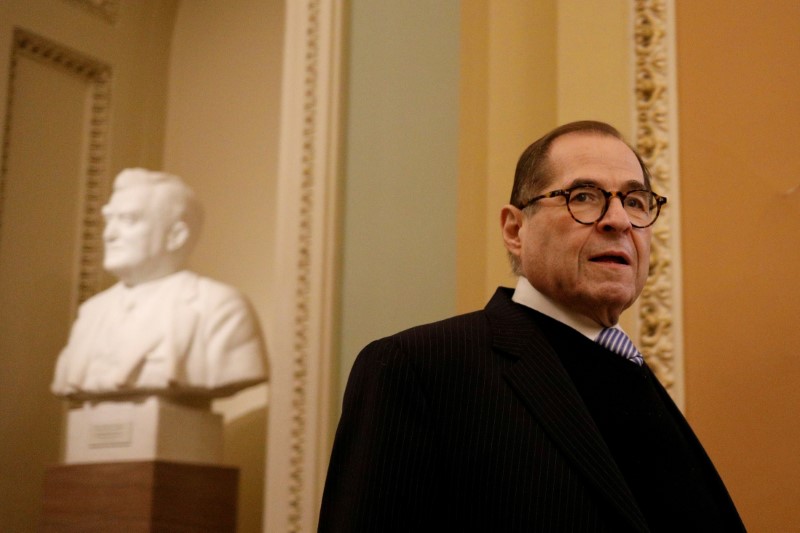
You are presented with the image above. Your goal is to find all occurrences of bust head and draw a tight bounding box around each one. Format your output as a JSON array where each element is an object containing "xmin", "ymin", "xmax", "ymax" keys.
[{"xmin": 101, "ymin": 169, "xmax": 204, "ymax": 286}]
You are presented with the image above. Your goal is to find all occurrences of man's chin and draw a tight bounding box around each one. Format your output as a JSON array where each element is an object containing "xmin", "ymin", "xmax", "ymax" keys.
[
  {"xmin": 583, "ymin": 287, "xmax": 637, "ymax": 320},
  {"xmin": 102, "ymin": 261, "xmax": 127, "ymax": 278}
]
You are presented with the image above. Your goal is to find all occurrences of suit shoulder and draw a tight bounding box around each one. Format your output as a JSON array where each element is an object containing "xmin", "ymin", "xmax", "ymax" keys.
[
  {"xmin": 397, "ymin": 310, "xmax": 489, "ymax": 341},
  {"xmin": 363, "ymin": 310, "xmax": 491, "ymax": 362}
]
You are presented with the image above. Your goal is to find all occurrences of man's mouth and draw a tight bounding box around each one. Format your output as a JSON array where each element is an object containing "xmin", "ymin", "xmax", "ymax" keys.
[{"xmin": 589, "ymin": 253, "xmax": 630, "ymax": 265}]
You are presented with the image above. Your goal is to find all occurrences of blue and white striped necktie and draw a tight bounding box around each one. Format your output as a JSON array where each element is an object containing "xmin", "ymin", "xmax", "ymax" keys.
[{"xmin": 596, "ymin": 327, "xmax": 644, "ymax": 366}]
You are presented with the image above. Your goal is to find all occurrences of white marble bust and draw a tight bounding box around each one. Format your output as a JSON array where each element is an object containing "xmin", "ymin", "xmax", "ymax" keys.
[{"xmin": 51, "ymin": 168, "xmax": 268, "ymax": 402}]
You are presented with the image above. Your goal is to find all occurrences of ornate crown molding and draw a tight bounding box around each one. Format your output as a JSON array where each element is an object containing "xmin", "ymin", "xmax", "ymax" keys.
[
  {"xmin": 265, "ymin": 1, "xmax": 344, "ymax": 531},
  {"xmin": 633, "ymin": 0, "xmax": 685, "ymax": 406},
  {"xmin": 1, "ymin": 28, "xmax": 112, "ymax": 310}
]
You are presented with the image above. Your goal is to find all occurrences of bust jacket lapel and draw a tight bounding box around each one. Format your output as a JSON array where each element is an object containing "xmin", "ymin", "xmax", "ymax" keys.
[{"xmin": 486, "ymin": 289, "xmax": 650, "ymax": 533}]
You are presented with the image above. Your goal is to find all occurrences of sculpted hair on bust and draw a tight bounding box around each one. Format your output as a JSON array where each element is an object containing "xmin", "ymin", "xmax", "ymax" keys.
[
  {"xmin": 509, "ymin": 120, "xmax": 653, "ymax": 209},
  {"xmin": 506, "ymin": 121, "xmax": 653, "ymax": 275},
  {"xmin": 113, "ymin": 168, "xmax": 205, "ymax": 257}
]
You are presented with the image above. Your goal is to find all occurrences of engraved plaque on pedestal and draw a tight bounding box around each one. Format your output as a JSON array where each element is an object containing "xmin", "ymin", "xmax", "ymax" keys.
[{"xmin": 65, "ymin": 397, "xmax": 223, "ymax": 464}]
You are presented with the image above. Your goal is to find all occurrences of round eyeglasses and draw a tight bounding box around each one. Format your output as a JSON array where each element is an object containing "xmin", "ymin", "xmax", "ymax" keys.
[{"xmin": 518, "ymin": 184, "xmax": 667, "ymax": 228}]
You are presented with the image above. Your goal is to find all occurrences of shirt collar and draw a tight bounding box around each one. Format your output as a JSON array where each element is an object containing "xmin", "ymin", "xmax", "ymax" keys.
[{"xmin": 511, "ymin": 276, "xmax": 622, "ymax": 341}]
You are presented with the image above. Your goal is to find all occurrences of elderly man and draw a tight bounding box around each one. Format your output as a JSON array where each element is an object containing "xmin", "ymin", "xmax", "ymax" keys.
[
  {"xmin": 51, "ymin": 168, "xmax": 267, "ymax": 401},
  {"xmin": 319, "ymin": 122, "xmax": 744, "ymax": 531}
]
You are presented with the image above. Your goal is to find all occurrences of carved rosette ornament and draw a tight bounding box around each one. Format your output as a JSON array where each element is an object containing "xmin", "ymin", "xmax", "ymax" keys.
[{"xmin": 633, "ymin": 0, "xmax": 684, "ymax": 403}]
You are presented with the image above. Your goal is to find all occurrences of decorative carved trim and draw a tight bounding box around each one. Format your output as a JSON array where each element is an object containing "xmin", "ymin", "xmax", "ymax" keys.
[
  {"xmin": 265, "ymin": 1, "xmax": 344, "ymax": 531},
  {"xmin": 1, "ymin": 29, "xmax": 112, "ymax": 308},
  {"xmin": 63, "ymin": 0, "xmax": 120, "ymax": 24},
  {"xmin": 633, "ymin": 0, "xmax": 685, "ymax": 407}
]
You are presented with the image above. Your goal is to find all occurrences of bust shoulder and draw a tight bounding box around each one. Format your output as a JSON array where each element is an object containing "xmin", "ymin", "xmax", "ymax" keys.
[{"xmin": 171, "ymin": 270, "xmax": 247, "ymax": 306}]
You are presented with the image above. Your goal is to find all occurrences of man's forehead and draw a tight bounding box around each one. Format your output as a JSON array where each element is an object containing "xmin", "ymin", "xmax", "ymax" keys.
[
  {"xmin": 547, "ymin": 132, "xmax": 644, "ymax": 183},
  {"xmin": 103, "ymin": 185, "xmax": 153, "ymax": 212},
  {"xmin": 549, "ymin": 131, "xmax": 636, "ymax": 158}
]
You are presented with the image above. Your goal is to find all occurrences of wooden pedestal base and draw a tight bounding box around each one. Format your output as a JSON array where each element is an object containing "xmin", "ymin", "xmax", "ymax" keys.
[{"xmin": 41, "ymin": 461, "xmax": 238, "ymax": 532}]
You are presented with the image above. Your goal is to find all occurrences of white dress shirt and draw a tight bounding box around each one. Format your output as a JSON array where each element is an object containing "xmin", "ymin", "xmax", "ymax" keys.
[{"xmin": 511, "ymin": 276, "xmax": 629, "ymax": 343}]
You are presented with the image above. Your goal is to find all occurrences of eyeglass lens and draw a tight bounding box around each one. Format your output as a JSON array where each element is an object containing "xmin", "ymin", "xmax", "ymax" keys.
[{"xmin": 568, "ymin": 187, "xmax": 657, "ymax": 226}]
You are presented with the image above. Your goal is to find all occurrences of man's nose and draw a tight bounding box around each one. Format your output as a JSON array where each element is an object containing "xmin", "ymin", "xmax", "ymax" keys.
[
  {"xmin": 598, "ymin": 197, "xmax": 631, "ymax": 231},
  {"xmin": 103, "ymin": 220, "xmax": 117, "ymax": 240}
]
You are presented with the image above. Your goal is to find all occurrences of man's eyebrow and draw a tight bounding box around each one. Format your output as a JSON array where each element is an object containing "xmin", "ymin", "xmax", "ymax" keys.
[
  {"xmin": 101, "ymin": 206, "xmax": 144, "ymax": 217},
  {"xmin": 566, "ymin": 177, "xmax": 600, "ymax": 188},
  {"xmin": 620, "ymin": 179, "xmax": 648, "ymax": 191},
  {"xmin": 566, "ymin": 177, "xmax": 647, "ymax": 190}
]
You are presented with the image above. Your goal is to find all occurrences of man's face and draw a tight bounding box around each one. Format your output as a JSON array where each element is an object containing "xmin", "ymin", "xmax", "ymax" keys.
[
  {"xmin": 510, "ymin": 132, "xmax": 652, "ymax": 326},
  {"xmin": 102, "ymin": 185, "xmax": 172, "ymax": 285}
]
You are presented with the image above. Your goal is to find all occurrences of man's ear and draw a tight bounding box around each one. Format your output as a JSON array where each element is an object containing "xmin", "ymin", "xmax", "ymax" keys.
[
  {"xmin": 166, "ymin": 220, "xmax": 190, "ymax": 252},
  {"xmin": 500, "ymin": 205, "xmax": 524, "ymax": 258}
]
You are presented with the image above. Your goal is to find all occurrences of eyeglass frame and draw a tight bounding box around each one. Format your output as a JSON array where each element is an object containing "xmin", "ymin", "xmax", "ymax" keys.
[{"xmin": 517, "ymin": 184, "xmax": 668, "ymax": 228}]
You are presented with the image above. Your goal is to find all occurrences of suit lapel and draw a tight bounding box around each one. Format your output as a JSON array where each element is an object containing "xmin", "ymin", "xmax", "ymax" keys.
[{"xmin": 486, "ymin": 289, "xmax": 650, "ymax": 532}]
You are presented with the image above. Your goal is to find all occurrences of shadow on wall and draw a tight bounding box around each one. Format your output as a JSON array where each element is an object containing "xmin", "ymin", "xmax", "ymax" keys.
[{"xmin": 224, "ymin": 406, "xmax": 267, "ymax": 533}]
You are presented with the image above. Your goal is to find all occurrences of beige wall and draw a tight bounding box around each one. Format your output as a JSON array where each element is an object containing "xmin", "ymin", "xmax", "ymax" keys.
[
  {"xmin": 458, "ymin": 0, "xmax": 635, "ymax": 320},
  {"xmin": 163, "ymin": 2, "xmax": 284, "ymax": 532},
  {"xmin": 0, "ymin": 1, "xmax": 176, "ymax": 530},
  {"xmin": 677, "ymin": 1, "xmax": 800, "ymax": 530}
]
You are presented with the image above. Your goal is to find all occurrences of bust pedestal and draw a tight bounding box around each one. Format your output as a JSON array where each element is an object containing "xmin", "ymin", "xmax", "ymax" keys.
[
  {"xmin": 42, "ymin": 397, "xmax": 238, "ymax": 531},
  {"xmin": 41, "ymin": 461, "xmax": 238, "ymax": 531},
  {"xmin": 63, "ymin": 396, "xmax": 223, "ymax": 464}
]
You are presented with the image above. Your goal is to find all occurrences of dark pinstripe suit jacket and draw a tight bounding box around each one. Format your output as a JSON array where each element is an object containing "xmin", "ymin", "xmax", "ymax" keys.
[{"xmin": 319, "ymin": 288, "xmax": 735, "ymax": 532}]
